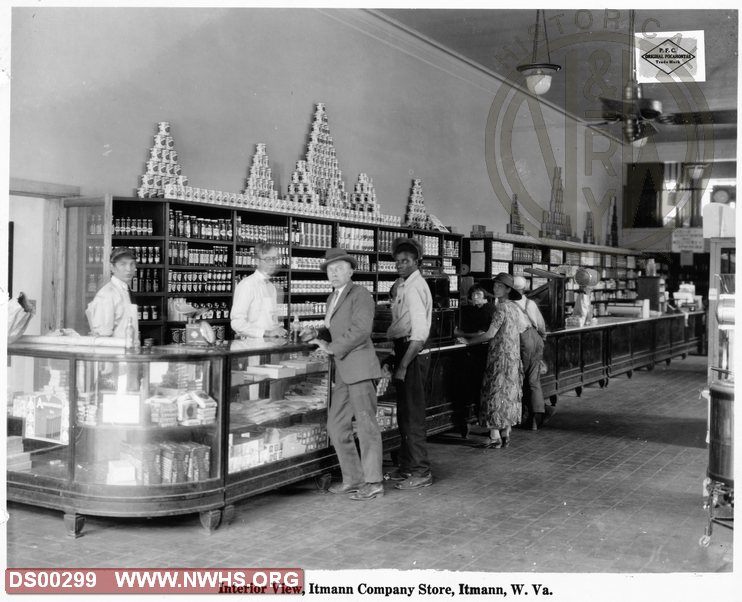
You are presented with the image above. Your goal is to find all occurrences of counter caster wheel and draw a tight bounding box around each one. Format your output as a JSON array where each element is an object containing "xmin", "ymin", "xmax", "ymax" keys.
[
  {"xmin": 627, "ymin": 370, "xmax": 633, "ymax": 379},
  {"xmin": 682, "ymin": 353, "xmax": 687, "ymax": 360},
  {"xmin": 63, "ymin": 513, "xmax": 85, "ymax": 539},
  {"xmin": 200, "ymin": 509, "xmax": 222, "ymax": 534},
  {"xmin": 646, "ymin": 363, "xmax": 655, "ymax": 372},
  {"xmin": 666, "ymin": 358, "xmax": 671, "ymax": 366},
  {"xmin": 575, "ymin": 386, "xmax": 583, "ymax": 398},
  {"xmin": 699, "ymin": 534, "xmax": 711, "ymax": 548}
]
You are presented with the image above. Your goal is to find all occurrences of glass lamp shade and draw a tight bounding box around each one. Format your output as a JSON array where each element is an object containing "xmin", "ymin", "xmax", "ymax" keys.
[{"xmin": 517, "ymin": 63, "xmax": 561, "ymax": 96}]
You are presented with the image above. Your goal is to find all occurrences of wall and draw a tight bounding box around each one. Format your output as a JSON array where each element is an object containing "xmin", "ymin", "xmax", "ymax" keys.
[{"xmin": 10, "ymin": 7, "xmax": 620, "ymax": 240}]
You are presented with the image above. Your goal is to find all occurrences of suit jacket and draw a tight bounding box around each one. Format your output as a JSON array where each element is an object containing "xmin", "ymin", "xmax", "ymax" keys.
[{"xmin": 318, "ymin": 281, "xmax": 382, "ymax": 384}]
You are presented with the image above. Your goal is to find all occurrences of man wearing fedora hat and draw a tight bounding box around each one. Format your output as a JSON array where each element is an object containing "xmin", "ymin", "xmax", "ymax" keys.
[
  {"xmin": 386, "ymin": 237, "xmax": 434, "ymax": 490},
  {"xmin": 301, "ymin": 248, "xmax": 384, "ymax": 501},
  {"xmin": 85, "ymin": 246, "xmax": 140, "ymax": 338}
]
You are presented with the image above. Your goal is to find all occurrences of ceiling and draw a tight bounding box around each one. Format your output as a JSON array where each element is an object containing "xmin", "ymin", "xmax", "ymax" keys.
[{"xmin": 376, "ymin": 9, "xmax": 738, "ymax": 146}]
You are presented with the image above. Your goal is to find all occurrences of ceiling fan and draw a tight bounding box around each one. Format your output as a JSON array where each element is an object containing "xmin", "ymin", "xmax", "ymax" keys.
[{"xmin": 588, "ymin": 10, "xmax": 736, "ymax": 145}]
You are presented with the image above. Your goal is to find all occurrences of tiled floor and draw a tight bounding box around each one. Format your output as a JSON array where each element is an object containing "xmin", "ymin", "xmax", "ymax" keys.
[{"xmin": 5, "ymin": 355, "xmax": 733, "ymax": 573}]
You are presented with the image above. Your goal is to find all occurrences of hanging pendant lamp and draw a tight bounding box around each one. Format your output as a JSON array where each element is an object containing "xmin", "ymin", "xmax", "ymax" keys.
[{"xmin": 517, "ymin": 9, "xmax": 561, "ymax": 95}]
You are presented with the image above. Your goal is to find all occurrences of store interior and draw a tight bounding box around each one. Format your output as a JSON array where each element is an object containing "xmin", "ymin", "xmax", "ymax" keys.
[{"xmin": 3, "ymin": 6, "xmax": 737, "ymax": 593}]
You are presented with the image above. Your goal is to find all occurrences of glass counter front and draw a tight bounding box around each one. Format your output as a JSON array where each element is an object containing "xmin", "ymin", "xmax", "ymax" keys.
[{"xmin": 227, "ymin": 343, "xmax": 330, "ymax": 474}]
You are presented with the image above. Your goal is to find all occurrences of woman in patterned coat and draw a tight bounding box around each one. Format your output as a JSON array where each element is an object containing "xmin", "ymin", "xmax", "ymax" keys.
[{"xmin": 463, "ymin": 273, "xmax": 523, "ymax": 448}]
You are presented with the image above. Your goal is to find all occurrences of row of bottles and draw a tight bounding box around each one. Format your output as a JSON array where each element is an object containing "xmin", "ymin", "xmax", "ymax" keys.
[
  {"xmin": 186, "ymin": 302, "xmax": 230, "ymax": 320},
  {"xmin": 168, "ymin": 242, "xmax": 230, "ymax": 266},
  {"xmin": 87, "ymin": 213, "xmax": 105, "ymax": 236},
  {"xmin": 137, "ymin": 304, "xmax": 160, "ymax": 321},
  {"xmin": 168, "ymin": 270, "xmax": 232, "ymax": 293},
  {"xmin": 131, "ymin": 269, "xmax": 161, "ymax": 293},
  {"xmin": 113, "ymin": 217, "xmax": 154, "ymax": 237},
  {"xmin": 86, "ymin": 245, "xmax": 104, "ymax": 264},
  {"xmin": 169, "ymin": 210, "xmax": 232, "ymax": 241},
  {"xmin": 236, "ymin": 220, "xmax": 288, "ymax": 244},
  {"xmin": 133, "ymin": 245, "xmax": 161, "ymax": 264},
  {"xmin": 236, "ymin": 247, "xmax": 289, "ymax": 268}
]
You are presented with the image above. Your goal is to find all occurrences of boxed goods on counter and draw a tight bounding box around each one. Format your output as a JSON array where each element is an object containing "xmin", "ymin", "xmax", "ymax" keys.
[
  {"xmin": 243, "ymin": 364, "xmax": 296, "ymax": 379},
  {"xmin": 228, "ymin": 428, "xmax": 265, "ymax": 472}
]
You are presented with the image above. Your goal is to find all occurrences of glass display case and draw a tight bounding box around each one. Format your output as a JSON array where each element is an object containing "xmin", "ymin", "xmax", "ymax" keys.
[
  {"xmin": 6, "ymin": 338, "xmax": 339, "ymax": 537},
  {"xmin": 227, "ymin": 341, "xmax": 330, "ymax": 474},
  {"xmin": 6, "ymin": 342, "xmax": 225, "ymax": 537}
]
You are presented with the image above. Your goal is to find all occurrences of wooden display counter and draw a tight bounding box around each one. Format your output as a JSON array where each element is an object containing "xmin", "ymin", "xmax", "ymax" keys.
[{"xmin": 433, "ymin": 311, "xmax": 706, "ymax": 429}]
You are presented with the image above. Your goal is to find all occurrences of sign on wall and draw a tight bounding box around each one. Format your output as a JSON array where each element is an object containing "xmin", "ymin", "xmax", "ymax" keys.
[
  {"xmin": 671, "ymin": 228, "xmax": 704, "ymax": 252},
  {"xmin": 636, "ymin": 31, "xmax": 706, "ymax": 82}
]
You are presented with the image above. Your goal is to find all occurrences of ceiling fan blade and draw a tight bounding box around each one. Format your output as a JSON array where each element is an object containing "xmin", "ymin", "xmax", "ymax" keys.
[{"xmin": 658, "ymin": 109, "xmax": 737, "ymax": 126}]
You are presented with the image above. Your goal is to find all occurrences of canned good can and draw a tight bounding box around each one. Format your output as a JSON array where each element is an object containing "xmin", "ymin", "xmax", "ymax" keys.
[
  {"xmin": 216, "ymin": 325, "xmax": 225, "ymax": 341},
  {"xmin": 171, "ymin": 328, "xmax": 181, "ymax": 344}
]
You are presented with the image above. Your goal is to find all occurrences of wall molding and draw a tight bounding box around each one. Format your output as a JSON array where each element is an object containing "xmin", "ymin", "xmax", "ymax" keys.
[{"xmin": 10, "ymin": 178, "xmax": 80, "ymax": 199}]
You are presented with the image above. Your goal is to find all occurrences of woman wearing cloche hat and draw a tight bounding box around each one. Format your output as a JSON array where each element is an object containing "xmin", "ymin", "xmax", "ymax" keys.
[{"xmin": 460, "ymin": 272, "xmax": 523, "ymax": 448}]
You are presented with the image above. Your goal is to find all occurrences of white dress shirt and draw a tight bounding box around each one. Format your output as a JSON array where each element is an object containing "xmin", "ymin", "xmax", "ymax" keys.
[
  {"xmin": 387, "ymin": 270, "xmax": 432, "ymax": 342},
  {"xmin": 230, "ymin": 270, "xmax": 280, "ymax": 338}
]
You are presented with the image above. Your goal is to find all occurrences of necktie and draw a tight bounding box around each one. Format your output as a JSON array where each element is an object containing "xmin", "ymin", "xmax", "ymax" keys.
[
  {"xmin": 324, "ymin": 290, "xmax": 338, "ymax": 328},
  {"xmin": 127, "ymin": 286, "xmax": 135, "ymax": 304}
]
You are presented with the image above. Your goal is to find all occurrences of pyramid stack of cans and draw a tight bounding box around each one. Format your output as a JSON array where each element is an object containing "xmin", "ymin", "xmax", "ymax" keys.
[
  {"xmin": 349, "ymin": 173, "xmax": 380, "ymax": 215},
  {"xmin": 137, "ymin": 122, "xmax": 189, "ymax": 199},
  {"xmin": 405, "ymin": 179, "xmax": 430, "ymax": 229},
  {"xmin": 243, "ymin": 143, "xmax": 279, "ymax": 202}
]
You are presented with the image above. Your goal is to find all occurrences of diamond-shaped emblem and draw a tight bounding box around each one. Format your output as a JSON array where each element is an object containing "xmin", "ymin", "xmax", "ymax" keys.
[{"xmin": 641, "ymin": 39, "xmax": 696, "ymax": 75}]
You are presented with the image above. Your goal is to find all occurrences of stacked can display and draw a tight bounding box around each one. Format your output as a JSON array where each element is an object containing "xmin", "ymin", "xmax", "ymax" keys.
[
  {"xmin": 244, "ymin": 143, "xmax": 280, "ymax": 202},
  {"xmin": 137, "ymin": 122, "xmax": 189, "ymax": 199}
]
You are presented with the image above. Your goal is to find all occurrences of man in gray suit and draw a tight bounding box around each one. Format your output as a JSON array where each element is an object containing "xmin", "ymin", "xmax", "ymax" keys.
[{"xmin": 301, "ymin": 248, "xmax": 384, "ymax": 501}]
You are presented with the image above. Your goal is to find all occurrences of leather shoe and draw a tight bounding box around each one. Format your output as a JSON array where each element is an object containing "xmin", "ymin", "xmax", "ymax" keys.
[
  {"xmin": 328, "ymin": 481, "xmax": 363, "ymax": 494},
  {"xmin": 385, "ymin": 469, "xmax": 412, "ymax": 481},
  {"xmin": 394, "ymin": 474, "xmax": 433, "ymax": 490},
  {"xmin": 349, "ymin": 482, "xmax": 384, "ymax": 501}
]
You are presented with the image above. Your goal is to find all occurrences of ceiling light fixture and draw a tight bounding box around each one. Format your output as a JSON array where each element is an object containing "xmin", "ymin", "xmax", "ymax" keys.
[
  {"xmin": 682, "ymin": 123, "xmax": 709, "ymax": 181},
  {"xmin": 517, "ymin": 9, "xmax": 561, "ymax": 96}
]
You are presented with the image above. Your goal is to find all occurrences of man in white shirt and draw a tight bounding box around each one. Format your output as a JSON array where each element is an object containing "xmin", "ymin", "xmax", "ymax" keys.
[
  {"xmin": 386, "ymin": 237, "xmax": 433, "ymax": 490},
  {"xmin": 86, "ymin": 246, "xmax": 139, "ymax": 338},
  {"xmin": 230, "ymin": 243, "xmax": 287, "ymax": 338}
]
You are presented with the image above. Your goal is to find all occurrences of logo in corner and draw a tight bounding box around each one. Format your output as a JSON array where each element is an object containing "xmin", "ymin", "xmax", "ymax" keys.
[{"xmin": 641, "ymin": 39, "xmax": 695, "ymax": 75}]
